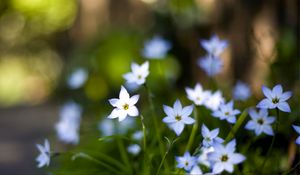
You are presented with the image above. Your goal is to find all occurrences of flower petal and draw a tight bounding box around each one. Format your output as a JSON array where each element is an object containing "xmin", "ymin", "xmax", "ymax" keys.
[
  {"xmin": 257, "ymin": 99, "xmax": 274, "ymax": 109},
  {"xmin": 119, "ymin": 86, "xmax": 130, "ymax": 100},
  {"xmin": 272, "ymin": 84, "xmax": 283, "ymax": 97},
  {"xmin": 172, "ymin": 122, "xmax": 185, "ymax": 136},
  {"xmin": 292, "ymin": 125, "xmax": 300, "ymax": 134},
  {"xmin": 127, "ymin": 106, "xmax": 139, "ymax": 117},
  {"xmin": 262, "ymin": 85, "xmax": 273, "ymax": 99},
  {"xmin": 212, "ymin": 162, "xmax": 224, "ymax": 174},
  {"xmin": 245, "ymin": 121, "xmax": 256, "ymax": 130},
  {"xmin": 230, "ymin": 153, "xmax": 246, "ymax": 164},
  {"xmin": 163, "ymin": 105, "xmax": 174, "ymax": 116},
  {"xmin": 263, "ymin": 125, "xmax": 274, "ymax": 136},
  {"xmin": 129, "ymin": 95, "xmax": 139, "ymax": 105},
  {"xmin": 280, "ymin": 91, "xmax": 292, "ymax": 101},
  {"xmin": 109, "ymin": 98, "xmax": 120, "ymax": 107},
  {"xmin": 277, "ymin": 102, "xmax": 291, "ymax": 112},
  {"xmin": 162, "ymin": 116, "xmax": 176, "ymax": 123},
  {"xmin": 173, "ymin": 99, "xmax": 182, "ymax": 114},
  {"xmin": 183, "ymin": 117, "xmax": 195, "ymax": 124},
  {"xmin": 181, "ymin": 105, "xmax": 194, "ymax": 117}
]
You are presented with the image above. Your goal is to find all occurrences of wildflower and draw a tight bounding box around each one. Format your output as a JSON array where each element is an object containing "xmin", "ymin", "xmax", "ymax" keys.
[
  {"xmin": 142, "ymin": 36, "xmax": 171, "ymax": 59},
  {"xmin": 257, "ymin": 84, "xmax": 292, "ymax": 112},
  {"xmin": 162, "ymin": 99, "xmax": 195, "ymax": 136},
  {"xmin": 200, "ymin": 35, "xmax": 228, "ymax": 57},
  {"xmin": 201, "ymin": 124, "xmax": 224, "ymax": 147},
  {"xmin": 198, "ymin": 56, "xmax": 223, "ymax": 77},
  {"xmin": 67, "ymin": 68, "xmax": 88, "ymax": 89},
  {"xmin": 132, "ymin": 131, "xmax": 144, "ymax": 141},
  {"xmin": 197, "ymin": 146, "xmax": 215, "ymax": 168},
  {"xmin": 55, "ymin": 102, "xmax": 82, "ymax": 144},
  {"xmin": 98, "ymin": 119, "xmax": 115, "ymax": 136},
  {"xmin": 245, "ymin": 109, "xmax": 275, "ymax": 136},
  {"xmin": 36, "ymin": 139, "xmax": 51, "ymax": 168},
  {"xmin": 127, "ymin": 144, "xmax": 141, "ymax": 155},
  {"xmin": 204, "ymin": 91, "xmax": 224, "ymax": 111},
  {"xmin": 123, "ymin": 61, "xmax": 149, "ymax": 86},
  {"xmin": 208, "ymin": 139, "xmax": 245, "ymax": 174},
  {"xmin": 292, "ymin": 125, "xmax": 300, "ymax": 145},
  {"xmin": 232, "ymin": 81, "xmax": 251, "ymax": 101},
  {"xmin": 212, "ymin": 101, "xmax": 240, "ymax": 123},
  {"xmin": 185, "ymin": 83, "xmax": 210, "ymax": 106},
  {"xmin": 176, "ymin": 152, "xmax": 197, "ymax": 171},
  {"xmin": 108, "ymin": 86, "xmax": 139, "ymax": 122},
  {"xmin": 189, "ymin": 166, "xmax": 203, "ymax": 175}
]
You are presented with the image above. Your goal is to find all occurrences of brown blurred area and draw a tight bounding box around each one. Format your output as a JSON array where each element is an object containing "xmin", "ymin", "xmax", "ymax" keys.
[{"xmin": 0, "ymin": 0, "xmax": 298, "ymax": 174}]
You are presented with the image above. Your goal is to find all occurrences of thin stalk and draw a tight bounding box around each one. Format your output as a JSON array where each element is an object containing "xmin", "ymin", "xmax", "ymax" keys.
[
  {"xmin": 116, "ymin": 137, "xmax": 132, "ymax": 174},
  {"xmin": 140, "ymin": 115, "xmax": 147, "ymax": 152},
  {"xmin": 144, "ymin": 84, "xmax": 168, "ymax": 169},
  {"xmin": 225, "ymin": 109, "xmax": 248, "ymax": 142},
  {"xmin": 258, "ymin": 108, "xmax": 280, "ymax": 175},
  {"xmin": 282, "ymin": 161, "xmax": 300, "ymax": 175},
  {"xmin": 185, "ymin": 106, "xmax": 199, "ymax": 151}
]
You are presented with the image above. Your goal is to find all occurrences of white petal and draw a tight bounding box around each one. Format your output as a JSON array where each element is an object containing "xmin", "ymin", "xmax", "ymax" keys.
[
  {"xmin": 172, "ymin": 122, "xmax": 185, "ymax": 136},
  {"xmin": 280, "ymin": 91, "xmax": 292, "ymax": 101},
  {"xmin": 163, "ymin": 105, "xmax": 174, "ymax": 116},
  {"xmin": 119, "ymin": 86, "xmax": 130, "ymax": 100},
  {"xmin": 129, "ymin": 95, "xmax": 139, "ymax": 105},
  {"xmin": 123, "ymin": 73, "xmax": 135, "ymax": 83},
  {"xmin": 162, "ymin": 116, "xmax": 176, "ymax": 123},
  {"xmin": 181, "ymin": 105, "xmax": 194, "ymax": 117},
  {"xmin": 226, "ymin": 139, "xmax": 236, "ymax": 152},
  {"xmin": 173, "ymin": 99, "xmax": 182, "ymax": 114},
  {"xmin": 262, "ymin": 85, "xmax": 273, "ymax": 99},
  {"xmin": 223, "ymin": 162, "xmax": 234, "ymax": 173},
  {"xmin": 183, "ymin": 117, "xmax": 195, "ymax": 124},
  {"xmin": 108, "ymin": 109, "xmax": 122, "ymax": 119},
  {"xmin": 226, "ymin": 116, "xmax": 236, "ymax": 124},
  {"xmin": 212, "ymin": 162, "xmax": 224, "ymax": 174},
  {"xmin": 109, "ymin": 98, "xmax": 120, "ymax": 107},
  {"xmin": 277, "ymin": 102, "xmax": 291, "ymax": 112},
  {"xmin": 127, "ymin": 106, "xmax": 139, "ymax": 117},
  {"xmin": 118, "ymin": 112, "xmax": 128, "ymax": 122},
  {"xmin": 230, "ymin": 153, "xmax": 246, "ymax": 164},
  {"xmin": 44, "ymin": 139, "xmax": 50, "ymax": 152}
]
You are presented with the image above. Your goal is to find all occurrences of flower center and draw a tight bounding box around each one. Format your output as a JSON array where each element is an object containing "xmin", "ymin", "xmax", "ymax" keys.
[
  {"xmin": 196, "ymin": 96, "xmax": 201, "ymax": 101},
  {"xmin": 225, "ymin": 112, "xmax": 230, "ymax": 116},
  {"xmin": 137, "ymin": 75, "xmax": 142, "ymax": 79},
  {"xmin": 257, "ymin": 118, "xmax": 264, "ymax": 125},
  {"xmin": 185, "ymin": 161, "xmax": 189, "ymax": 166},
  {"xmin": 175, "ymin": 115, "xmax": 182, "ymax": 121},
  {"xmin": 220, "ymin": 154, "xmax": 229, "ymax": 162},
  {"xmin": 272, "ymin": 97, "xmax": 279, "ymax": 104},
  {"xmin": 123, "ymin": 104, "xmax": 129, "ymax": 110},
  {"xmin": 205, "ymin": 137, "xmax": 211, "ymax": 142}
]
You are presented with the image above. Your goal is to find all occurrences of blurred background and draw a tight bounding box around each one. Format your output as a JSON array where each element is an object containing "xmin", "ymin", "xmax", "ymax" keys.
[{"xmin": 0, "ymin": 0, "xmax": 298, "ymax": 174}]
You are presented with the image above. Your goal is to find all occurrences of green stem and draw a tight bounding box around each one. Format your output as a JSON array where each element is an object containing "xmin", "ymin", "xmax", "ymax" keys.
[
  {"xmin": 117, "ymin": 137, "xmax": 132, "ymax": 174},
  {"xmin": 140, "ymin": 115, "xmax": 147, "ymax": 152},
  {"xmin": 282, "ymin": 161, "xmax": 300, "ymax": 175},
  {"xmin": 225, "ymin": 109, "xmax": 248, "ymax": 142},
  {"xmin": 258, "ymin": 108, "xmax": 280, "ymax": 175},
  {"xmin": 185, "ymin": 106, "xmax": 199, "ymax": 151},
  {"xmin": 144, "ymin": 84, "xmax": 168, "ymax": 170}
]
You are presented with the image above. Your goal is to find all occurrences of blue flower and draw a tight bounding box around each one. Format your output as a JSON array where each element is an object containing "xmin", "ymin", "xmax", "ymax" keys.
[
  {"xmin": 142, "ymin": 36, "xmax": 171, "ymax": 59},
  {"xmin": 245, "ymin": 109, "xmax": 275, "ymax": 136},
  {"xmin": 162, "ymin": 99, "xmax": 195, "ymax": 136},
  {"xmin": 292, "ymin": 125, "xmax": 300, "ymax": 145},
  {"xmin": 176, "ymin": 152, "xmax": 197, "ymax": 171},
  {"xmin": 185, "ymin": 83, "xmax": 210, "ymax": 106},
  {"xmin": 36, "ymin": 139, "xmax": 51, "ymax": 168},
  {"xmin": 257, "ymin": 84, "xmax": 292, "ymax": 112},
  {"xmin": 67, "ymin": 68, "xmax": 88, "ymax": 89},
  {"xmin": 204, "ymin": 90, "xmax": 225, "ymax": 111},
  {"xmin": 208, "ymin": 139, "xmax": 245, "ymax": 174},
  {"xmin": 232, "ymin": 81, "xmax": 251, "ymax": 101},
  {"xmin": 198, "ymin": 55, "xmax": 223, "ymax": 77},
  {"xmin": 212, "ymin": 101, "xmax": 240, "ymax": 123},
  {"xmin": 201, "ymin": 124, "xmax": 224, "ymax": 147},
  {"xmin": 200, "ymin": 35, "xmax": 228, "ymax": 57}
]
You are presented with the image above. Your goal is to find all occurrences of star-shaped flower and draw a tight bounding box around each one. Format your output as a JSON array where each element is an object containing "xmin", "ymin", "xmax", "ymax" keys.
[
  {"xmin": 162, "ymin": 100, "xmax": 195, "ymax": 136},
  {"xmin": 142, "ymin": 36, "xmax": 171, "ymax": 59},
  {"xmin": 176, "ymin": 152, "xmax": 197, "ymax": 171},
  {"xmin": 185, "ymin": 83, "xmax": 210, "ymax": 106},
  {"xmin": 212, "ymin": 101, "xmax": 240, "ymax": 123},
  {"xmin": 197, "ymin": 146, "xmax": 215, "ymax": 168},
  {"xmin": 201, "ymin": 124, "xmax": 224, "ymax": 147},
  {"xmin": 123, "ymin": 61, "xmax": 149, "ymax": 86},
  {"xmin": 36, "ymin": 139, "xmax": 51, "ymax": 168},
  {"xmin": 198, "ymin": 56, "xmax": 223, "ymax": 77},
  {"xmin": 257, "ymin": 84, "xmax": 292, "ymax": 112},
  {"xmin": 200, "ymin": 35, "xmax": 228, "ymax": 57},
  {"xmin": 232, "ymin": 81, "xmax": 251, "ymax": 101},
  {"xmin": 292, "ymin": 125, "xmax": 300, "ymax": 145},
  {"xmin": 208, "ymin": 139, "xmax": 245, "ymax": 174},
  {"xmin": 108, "ymin": 86, "xmax": 139, "ymax": 122},
  {"xmin": 245, "ymin": 109, "xmax": 275, "ymax": 136},
  {"xmin": 204, "ymin": 90, "xmax": 225, "ymax": 111}
]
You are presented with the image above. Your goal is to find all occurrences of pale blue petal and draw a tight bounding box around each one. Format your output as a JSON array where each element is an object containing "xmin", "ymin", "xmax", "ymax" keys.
[
  {"xmin": 280, "ymin": 91, "xmax": 292, "ymax": 101},
  {"xmin": 292, "ymin": 125, "xmax": 300, "ymax": 134},
  {"xmin": 262, "ymin": 85, "xmax": 273, "ymax": 99},
  {"xmin": 174, "ymin": 99, "xmax": 182, "ymax": 114},
  {"xmin": 173, "ymin": 122, "xmax": 185, "ymax": 136},
  {"xmin": 226, "ymin": 139, "xmax": 236, "ymax": 152},
  {"xmin": 202, "ymin": 124, "xmax": 210, "ymax": 137},
  {"xmin": 230, "ymin": 153, "xmax": 246, "ymax": 164},
  {"xmin": 163, "ymin": 105, "xmax": 174, "ymax": 116},
  {"xmin": 263, "ymin": 125, "xmax": 274, "ymax": 136},
  {"xmin": 249, "ymin": 109, "xmax": 259, "ymax": 119},
  {"xmin": 296, "ymin": 137, "xmax": 300, "ymax": 145},
  {"xmin": 257, "ymin": 99, "xmax": 274, "ymax": 109},
  {"xmin": 210, "ymin": 128, "xmax": 220, "ymax": 138},
  {"xmin": 226, "ymin": 116, "xmax": 236, "ymax": 124},
  {"xmin": 277, "ymin": 102, "xmax": 291, "ymax": 112},
  {"xmin": 162, "ymin": 116, "xmax": 176, "ymax": 123},
  {"xmin": 183, "ymin": 117, "xmax": 195, "ymax": 125},
  {"xmin": 181, "ymin": 105, "xmax": 194, "ymax": 117},
  {"xmin": 212, "ymin": 162, "xmax": 224, "ymax": 174},
  {"xmin": 245, "ymin": 121, "xmax": 256, "ymax": 130},
  {"xmin": 272, "ymin": 84, "xmax": 283, "ymax": 97}
]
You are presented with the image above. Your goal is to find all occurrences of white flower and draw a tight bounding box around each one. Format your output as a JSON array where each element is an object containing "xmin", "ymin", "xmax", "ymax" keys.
[
  {"xmin": 67, "ymin": 68, "xmax": 88, "ymax": 89},
  {"xmin": 36, "ymin": 139, "xmax": 51, "ymax": 168},
  {"xmin": 142, "ymin": 36, "xmax": 171, "ymax": 59},
  {"xmin": 204, "ymin": 91, "xmax": 225, "ymax": 111},
  {"xmin": 212, "ymin": 101, "xmax": 240, "ymax": 123},
  {"xmin": 200, "ymin": 35, "xmax": 228, "ymax": 57},
  {"xmin": 123, "ymin": 61, "xmax": 149, "ymax": 86},
  {"xmin": 162, "ymin": 100, "xmax": 195, "ymax": 136},
  {"xmin": 198, "ymin": 56, "xmax": 223, "ymax": 77},
  {"xmin": 233, "ymin": 81, "xmax": 251, "ymax": 101},
  {"xmin": 201, "ymin": 124, "xmax": 224, "ymax": 147},
  {"xmin": 108, "ymin": 86, "xmax": 139, "ymax": 122},
  {"xmin": 189, "ymin": 165, "xmax": 203, "ymax": 175},
  {"xmin": 245, "ymin": 109, "xmax": 275, "ymax": 136},
  {"xmin": 176, "ymin": 152, "xmax": 197, "ymax": 171},
  {"xmin": 55, "ymin": 102, "xmax": 82, "ymax": 144},
  {"xmin": 292, "ymin": 125, "xmax": 300, "ymax": 145},
  {"xmin": 127, "ymin": 144, "xmax": 141, "ymax": 155},
  {"xmin": 257, "ymin": 84, "xmax": 292, "ymax": 112},
  {"xmin": 198, "ymin": 146, "xmax": 215, "ymax": 168},
  {"xmin": 208, "ymin": 140, "xmax": 245, "ymax": 174},
  {"xmin": 185, "ymin": 83, "xmax": 210, "ymax": 106}
]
